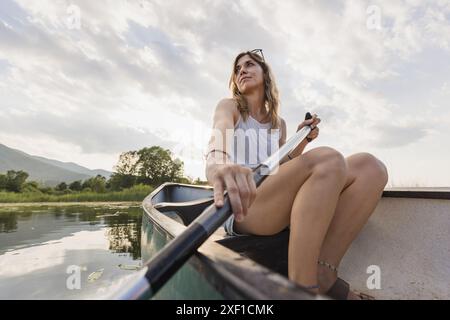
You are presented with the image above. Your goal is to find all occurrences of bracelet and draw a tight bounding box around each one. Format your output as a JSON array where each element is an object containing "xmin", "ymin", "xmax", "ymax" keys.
[
  {"xmin": 287, "ymin": 154, "xmax": 292, "ymax": 160},
  {"xmin": 205, "ymin": 149, "xmax": 230, "ymax": 160}
]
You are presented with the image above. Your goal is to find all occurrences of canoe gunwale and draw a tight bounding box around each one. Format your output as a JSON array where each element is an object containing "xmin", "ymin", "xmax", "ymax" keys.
[{"xmin": 383, "ymin": 188, "xmax": 450, "ymax": 200}]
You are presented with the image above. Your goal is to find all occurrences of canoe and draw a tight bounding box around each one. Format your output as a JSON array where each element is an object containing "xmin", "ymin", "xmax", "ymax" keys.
[{"xmin": 141, "ymin": 183, "xmax": 450, "ymax": 300}]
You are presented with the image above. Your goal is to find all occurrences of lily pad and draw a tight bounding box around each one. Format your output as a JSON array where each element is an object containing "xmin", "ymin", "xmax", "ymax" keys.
[
  {"xmin": 87, "ymin": 268, "xmax": 104, "ymax": 282},
  {"xmin": 118, "ymin": 264, "xmax": 140, "ymax": 271}
]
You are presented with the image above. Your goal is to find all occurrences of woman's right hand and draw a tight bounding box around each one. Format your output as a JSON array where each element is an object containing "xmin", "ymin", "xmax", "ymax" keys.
[
  {"xmin": 296, "ymin": 113, "xmax": 320, "ymax": 132},
  {"xmin": 210, "ymin": 163, "xmax": 257, "ymax": 222}
]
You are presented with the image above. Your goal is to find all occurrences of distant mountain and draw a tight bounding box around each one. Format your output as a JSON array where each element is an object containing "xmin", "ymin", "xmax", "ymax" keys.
[
  {"xmin": 0, "ymin": 143, "xmax": 113, "ymax": 186},
  {"xmin": 31, "ymin": 155, "xmax": 112, "ymax": 179}
]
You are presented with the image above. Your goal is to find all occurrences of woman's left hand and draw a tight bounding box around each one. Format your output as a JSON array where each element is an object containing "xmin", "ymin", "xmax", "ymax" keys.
[{"xmin": 297, "ymin": 114, "xmax": 321, "ymax": 143}]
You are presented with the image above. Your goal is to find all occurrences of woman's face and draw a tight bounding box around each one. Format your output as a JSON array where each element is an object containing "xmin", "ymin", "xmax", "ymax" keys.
[{"xmin": 234, "ymin": 54, "xmax": 264, "ymax": 94}]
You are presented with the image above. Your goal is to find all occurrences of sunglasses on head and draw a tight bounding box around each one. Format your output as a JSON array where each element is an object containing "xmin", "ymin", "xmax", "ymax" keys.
[{"xmin": 250, "ymin": 48, "xmax": 265, "ymax": 62}]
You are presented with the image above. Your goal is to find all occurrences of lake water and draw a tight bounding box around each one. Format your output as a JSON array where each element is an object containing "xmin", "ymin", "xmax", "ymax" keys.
[{"xmin": 0, "ymin": 203, "xmax": 143, "ymax": 299}]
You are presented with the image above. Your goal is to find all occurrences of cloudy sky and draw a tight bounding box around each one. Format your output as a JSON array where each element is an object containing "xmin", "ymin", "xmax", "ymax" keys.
[{"xmin": 1, "ymin": 0, "xmax": 449, "ymax": 187}]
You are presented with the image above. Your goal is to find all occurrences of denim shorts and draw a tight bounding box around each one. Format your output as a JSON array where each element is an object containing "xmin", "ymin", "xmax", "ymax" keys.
[
  {"xmin": 224, "ymin": 215, "xmax": 290, "ymax": 237},
  {"xmin": 223, "ymin": 215, "xmax": 247, "ymax": 236}
]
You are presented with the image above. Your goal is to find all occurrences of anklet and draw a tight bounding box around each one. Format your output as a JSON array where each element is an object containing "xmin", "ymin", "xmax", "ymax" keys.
[{"xmin": 318, "ymin": 260, "xmax": 338, "ymax": 272}]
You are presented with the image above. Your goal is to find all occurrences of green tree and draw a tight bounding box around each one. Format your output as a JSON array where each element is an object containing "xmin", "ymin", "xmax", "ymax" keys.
[
  {"xmin": 22, "ymin": 181, "xmax": 41, "ymax": 193},
  {"xmin": 69, "ymin": 180, "xmax": 82, "ymax": 191},
  {"xmin": 24, "ymin": 181, "xmax": 39, "ymax": 189},
  {"xmin": 81, "ymin": 179, "xmax": 90, "ymax": 190},
  {"xmin": 0, "ymin": 174, "xmax": 6, "ymax": 191},
  {"xmin": 39, "ymin": 186, "xmax": 54, "ymax": 194},
  {"xmin": 5, "ymin": 170, "xmax": 29, "ymax": 192},
  {"xmin": 108, "ymin": 172, "xmax": 136, "ymax": 191},
  {"xmin": 193, "ymin": 177, "xmax": 208, "ymax": 185},
  {"xmin": 134, "ymin": 146, "xmax": 184, "ymax": 186},
  {"xmin": 114, "ymin": 151, "xmax": 139, "ymax": 175},
  {"xmin": 83, "ymin": 175, "xmax": 106, "ymax": 193},
  {"xmin": 56, "ymin": 182, "xmax": 68, "ymax": 191},
  {"xmin": 177, "ymin": 176, "xmax": 193, "ymax": 184},
  {"xmin": 111, "ymin": 151, "xmax": 139, "ymax": 190},
  {"xmin": 92, "ymin": 175, "xmax": 106, "ymax": 193}
]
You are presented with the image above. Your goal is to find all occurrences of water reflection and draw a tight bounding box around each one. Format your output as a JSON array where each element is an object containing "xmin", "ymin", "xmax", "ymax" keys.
[{"xmin": 0, "ymin": 204, "xmax": 143, "ymax": 299}]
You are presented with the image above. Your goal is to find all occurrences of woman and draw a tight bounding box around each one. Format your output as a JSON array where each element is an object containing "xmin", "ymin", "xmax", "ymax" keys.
[{"xmin": 204, "ymin": 49, "xmax": 388, "ymax": 300}]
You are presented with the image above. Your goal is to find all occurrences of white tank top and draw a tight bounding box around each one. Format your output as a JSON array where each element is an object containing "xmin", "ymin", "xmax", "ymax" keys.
[{"xmin": 230, "ymin": 114, "xmax": 280, "ymax": 169}]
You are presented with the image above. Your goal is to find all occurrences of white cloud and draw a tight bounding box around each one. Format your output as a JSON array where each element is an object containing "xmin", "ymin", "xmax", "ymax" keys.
[
  {"xmin": 0, "ymin": 229, "xmax": 108, "ymax": 277},
  {"xmin": 0, "ymin": 0, "xmax": 449, "ymax": 186}
]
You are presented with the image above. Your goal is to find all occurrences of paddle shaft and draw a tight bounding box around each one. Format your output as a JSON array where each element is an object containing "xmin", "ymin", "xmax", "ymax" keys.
[{"xmin": 116, "ymin": 114, "xmax": 313, "ymax": 300}]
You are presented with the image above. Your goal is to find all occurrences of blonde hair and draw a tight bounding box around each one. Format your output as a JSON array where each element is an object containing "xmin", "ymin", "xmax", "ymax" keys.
[{"xmin": 228, "ymin": 51, "xmax": 281, "ymax": 129}]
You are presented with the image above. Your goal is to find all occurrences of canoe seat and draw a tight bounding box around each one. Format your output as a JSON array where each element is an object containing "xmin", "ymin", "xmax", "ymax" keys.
[
  {"xmin": 154, "ymin": 197, "xmax": 214, "ymax": 226},
  {"xmin": 217, "ymin": 229, "xmax": 290, "ymax": 278},
  {"xmin": 154, "ymin": 197, "xmax": 290, "ymax": 277}
]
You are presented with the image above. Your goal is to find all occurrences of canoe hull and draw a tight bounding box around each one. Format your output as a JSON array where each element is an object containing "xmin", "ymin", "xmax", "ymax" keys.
[
  {"xmin": 141, "ymin": 213, "xmax": 224, "ymax": 299},
  {"xmin": 141, "ymin": 183, "xmax": 450, "ymax": 300}
]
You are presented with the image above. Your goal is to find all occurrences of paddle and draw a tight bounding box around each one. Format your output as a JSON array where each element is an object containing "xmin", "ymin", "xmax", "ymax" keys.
[{"xmin": 114, "ymin": 112, "xmax": 314, "ymax": 300}]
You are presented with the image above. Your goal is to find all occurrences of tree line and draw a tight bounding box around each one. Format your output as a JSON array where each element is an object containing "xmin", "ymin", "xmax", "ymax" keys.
[{"xmin": 0, "ymin": 146, "xmax": 207, "ymax": 194}]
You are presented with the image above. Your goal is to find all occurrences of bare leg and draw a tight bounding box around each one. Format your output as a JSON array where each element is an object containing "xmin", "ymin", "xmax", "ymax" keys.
[
  {"xmin": 317, "ymin": 153, "xmax": 389, "ymax": 298},
  {"xmin": 235, "ymin": 147, "xmax": 348, "ymax": 292},
  {"xmin": 288, "ymin": 153, "xmax": 348, "ymax": 291}
]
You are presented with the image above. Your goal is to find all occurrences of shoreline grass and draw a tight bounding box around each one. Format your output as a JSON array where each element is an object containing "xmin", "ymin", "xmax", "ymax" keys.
[
  {"xmin": 0, "ymin": 184, "xmax": 154, "ymax": 204},
  {"xmin": 0, "ymin": 201, "xmax": 142, "ymax": 207}
]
